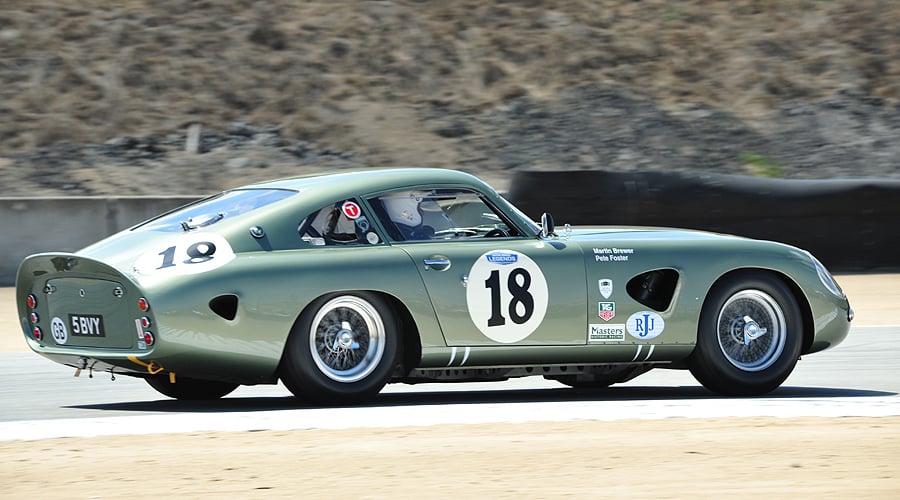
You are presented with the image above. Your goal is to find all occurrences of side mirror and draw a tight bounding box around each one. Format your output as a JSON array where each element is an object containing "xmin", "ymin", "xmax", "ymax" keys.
[{"xmin": 540, "ymin": 212, "xmax": 556, "ymax": 238}]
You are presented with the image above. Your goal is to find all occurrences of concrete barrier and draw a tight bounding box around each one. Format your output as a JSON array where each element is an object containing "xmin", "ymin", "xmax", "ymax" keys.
[{"xmin": 0, "ymin": 197, "xmax": 198, "ymax": 285}]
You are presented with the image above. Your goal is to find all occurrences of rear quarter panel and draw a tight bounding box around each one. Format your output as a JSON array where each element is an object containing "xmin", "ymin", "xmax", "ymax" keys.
[{"xmin": 133, "ymin": 244, "xmax": 440, "ymax": 382}]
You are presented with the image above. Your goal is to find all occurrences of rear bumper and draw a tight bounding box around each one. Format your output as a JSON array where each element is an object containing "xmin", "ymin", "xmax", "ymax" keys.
[{"xmin": 17, "ymin": 252, "xmax": 281, "ymax": 385}]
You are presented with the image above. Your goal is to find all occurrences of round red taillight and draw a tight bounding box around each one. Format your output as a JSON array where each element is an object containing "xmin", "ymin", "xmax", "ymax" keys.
[
  {"xmin": 30, "ymin": 312, "xmax": 40, "ymax": 324},
  {"xmin": 137, "ymin": 297, "xmax": 150, "ymax": 312},
  {"xmin": 140, "ymin": 316, "xmax": 152, "ymax": 328},
  {"xmin": 143, "ymin": 331, "xmax": 154, "ymax": 346},
  {"xmin": 32, "ymin": 327, "xmax": 42, "ymax": 340},
  {"xmin": 26, "ymin": 294, "xmax": 37, "ymax": 309}
]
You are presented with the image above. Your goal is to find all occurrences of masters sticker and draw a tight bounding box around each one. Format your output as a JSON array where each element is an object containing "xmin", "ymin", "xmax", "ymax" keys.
[
  {"xmin": 589, "ymin": 324, "xmax": 625, "ymax": 342},
  {"xmin": 466, "ymin": 250, "xmax": 549, "ymax": 343}
]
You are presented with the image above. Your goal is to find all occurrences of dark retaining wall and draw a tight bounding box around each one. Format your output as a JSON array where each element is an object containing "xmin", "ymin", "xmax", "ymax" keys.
[
  {"xmin": 2, "ymin": 172, "xmax": 896, "ymax": 285},
  {"xmin": 507, "ymin": 170, "xmax": 900, "ymax": 271}
]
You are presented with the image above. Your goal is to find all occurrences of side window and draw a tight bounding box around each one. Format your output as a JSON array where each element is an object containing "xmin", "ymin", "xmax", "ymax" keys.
[
  {"xmin": 298, "ymin": 199, "xmax": 380, "ymax": 246},
  {"xmin": 368, "ymin": 189, "xmax": 520, "ymax": 242}
]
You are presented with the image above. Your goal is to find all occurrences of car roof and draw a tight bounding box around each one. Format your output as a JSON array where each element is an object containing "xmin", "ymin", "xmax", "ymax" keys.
[{"xmin": 243, "ymin": 168, "xmax": 491, "ymax": 195}]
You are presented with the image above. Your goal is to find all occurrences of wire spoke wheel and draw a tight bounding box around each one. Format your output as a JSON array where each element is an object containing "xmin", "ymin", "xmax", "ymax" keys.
[
  {"xmin": 280, "ymin": 292, "xmax": 399, "ymax": 404},
  {"xmin": 687, "ymin": 272, "xmax": 803, "ymax": 396},
  {"xmin": 716, "ymin": 290, "xmax": 786, "ymax": 372},
  {"xmin": 309, "ymin": 296, "xmax": 386, "ymax": 383}
]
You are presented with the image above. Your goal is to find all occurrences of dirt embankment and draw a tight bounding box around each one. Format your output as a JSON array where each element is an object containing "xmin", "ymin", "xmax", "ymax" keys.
[
  {"xmin": 1, "ymin": 1, "xmax": 899, "ymax": 197},
  {"xmin": 2, "ymin": 4, "xmax": 900, "ymax": 497}
]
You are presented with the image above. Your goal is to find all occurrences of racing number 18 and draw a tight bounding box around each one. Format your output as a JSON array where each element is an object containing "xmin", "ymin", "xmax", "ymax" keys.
[
  {"xmin": 157, "ymin": 241, "xmax": 217, "ymax": 269},
  {"xmin": 484, "ymin": 268, "xmax": 534, "ymax": 327}
]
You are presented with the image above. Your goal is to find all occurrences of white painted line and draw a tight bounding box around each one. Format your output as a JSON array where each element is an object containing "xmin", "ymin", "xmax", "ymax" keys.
[{"xmin": 2, "ymin": 396, "xmax": 898, "ymax": 442}]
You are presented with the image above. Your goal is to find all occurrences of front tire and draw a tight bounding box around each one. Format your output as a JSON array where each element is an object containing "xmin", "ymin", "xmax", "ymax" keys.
[
  {"xmin": 280, "ymin": 292, "xmax": 400, "ymax": 404},
  {"xmin": 145, "ymin": 376, "xmax": 238, "ymax": 400},
  {"xmin": 687, "ymin": 272, "xmax": 803, "ymax": 396}
]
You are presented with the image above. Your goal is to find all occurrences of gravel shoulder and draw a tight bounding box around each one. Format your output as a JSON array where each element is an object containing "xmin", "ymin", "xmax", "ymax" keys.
[{"xmin": 1, "ymin": 417, "xmax": 898, "ymax": 498}]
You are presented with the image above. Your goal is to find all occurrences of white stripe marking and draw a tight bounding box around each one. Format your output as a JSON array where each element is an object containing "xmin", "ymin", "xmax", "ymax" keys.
[
  {"xmin": 631, "ymin": 345, "xmax": 643, "ymax": 362},
  {"xmin": 460, "ymin": 347, "xmax": 471, "ymax": 366},
  {"xmin": 447, "ymin": 347, "xmax": 457, "ymax": 367}
]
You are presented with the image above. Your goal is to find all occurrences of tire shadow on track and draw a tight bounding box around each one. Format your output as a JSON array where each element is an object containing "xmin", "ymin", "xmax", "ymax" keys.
[{"xmin": 63, "ymin": 385, "xmax": 896, "ymax": 414}]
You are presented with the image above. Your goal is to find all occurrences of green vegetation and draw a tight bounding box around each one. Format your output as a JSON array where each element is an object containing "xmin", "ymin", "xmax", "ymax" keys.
[
  {"xmin": 663, "ymin": 8, "xmax": 686, "ymax": 21},
  {"xmin": 740, "ymin": 153, "xmax": 785, "ymax": 178}
]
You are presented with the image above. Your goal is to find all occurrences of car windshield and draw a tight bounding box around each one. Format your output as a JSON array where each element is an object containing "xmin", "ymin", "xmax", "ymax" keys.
[
  {"xmin": 502, "ymin": 197, "xmax": 541, "ymax": 236},
  {"xmin": 134, "ymin": 189, "xmax": 297, "ymax": 232}
]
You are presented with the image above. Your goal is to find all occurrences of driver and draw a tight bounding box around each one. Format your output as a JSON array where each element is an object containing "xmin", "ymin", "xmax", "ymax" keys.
[{"xmin": 381, "ymin": 194, "xmax": 435, "ymax": 240}]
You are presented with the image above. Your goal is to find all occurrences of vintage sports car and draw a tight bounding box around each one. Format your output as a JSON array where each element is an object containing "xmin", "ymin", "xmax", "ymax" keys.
[{"xmin": 17, "ymin": 168, "xmax": 853, "ymax": 403}]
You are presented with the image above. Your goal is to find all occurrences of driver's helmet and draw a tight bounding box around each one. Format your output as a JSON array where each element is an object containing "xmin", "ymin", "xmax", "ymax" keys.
[{"xmin": 382, "ymin": 194, "xmax": 423, "ymax": 227}]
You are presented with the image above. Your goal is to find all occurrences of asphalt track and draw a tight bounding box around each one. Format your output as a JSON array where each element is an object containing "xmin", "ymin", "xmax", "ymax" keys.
[{"xmin": 1, "ymin": 324, "xmax": 897, "ymax": 441}]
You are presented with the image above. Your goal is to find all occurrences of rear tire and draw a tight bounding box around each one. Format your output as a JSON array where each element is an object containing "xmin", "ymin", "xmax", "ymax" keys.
[
  {"xmin": 279, "ymin": 292, "xmax": 400, "ymax": 405},
  {"xmin": 687, "ymin": 272, "xmax": 803, "ymax": 396},
  {"xmin": 145, "ymin": 376, "xmax": 238, "ymax": 400}
]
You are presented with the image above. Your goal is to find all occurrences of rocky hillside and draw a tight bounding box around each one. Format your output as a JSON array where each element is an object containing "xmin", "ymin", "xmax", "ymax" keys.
[{"xmin": 1, "ymin": 0, "xmax": 898, "ymax": 196}]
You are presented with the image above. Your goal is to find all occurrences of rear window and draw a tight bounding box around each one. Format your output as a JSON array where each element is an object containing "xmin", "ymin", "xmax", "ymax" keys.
[{"xmin": 135, "ymin": 189, "xmax": 297, "ymax": 232}]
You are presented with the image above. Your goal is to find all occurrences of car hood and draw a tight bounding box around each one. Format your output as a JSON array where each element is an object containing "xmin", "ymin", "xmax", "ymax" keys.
[{"xmin": 566, "ymin": 225, "xmax": 746, "ymax": 242}]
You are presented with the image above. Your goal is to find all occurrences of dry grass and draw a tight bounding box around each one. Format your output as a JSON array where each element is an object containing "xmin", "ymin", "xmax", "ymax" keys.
[{"xmin": 1, "ymin": 0, "xmax": 897, "ymax": 154}]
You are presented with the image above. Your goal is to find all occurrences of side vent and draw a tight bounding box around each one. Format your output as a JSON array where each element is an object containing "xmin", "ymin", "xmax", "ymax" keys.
[
  {"xmin": 626, "ymin": 269, "xmax": 679, "ymax": 312},
  {"xmin": 209, "ymin": 294, "xmax": 239, "ymax": 321}
]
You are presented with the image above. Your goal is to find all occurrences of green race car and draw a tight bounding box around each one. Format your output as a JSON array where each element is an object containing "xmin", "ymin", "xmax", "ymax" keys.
[{"xmin": 16, "ymin": 168, "xmax": 852, "ymax": 403}]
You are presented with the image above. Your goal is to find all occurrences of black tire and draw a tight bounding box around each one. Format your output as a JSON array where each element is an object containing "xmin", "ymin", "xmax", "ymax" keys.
[
  {"xmin": 279, "ymin": 292, "xmax": 400, "ymax": 405},
  {"xmin": 145, "ymin": 376, "xmax": 238, "ymax": 400},
  {"xmin": 687, "ymin": 271, "xmax": 803, "ymax": 396}
]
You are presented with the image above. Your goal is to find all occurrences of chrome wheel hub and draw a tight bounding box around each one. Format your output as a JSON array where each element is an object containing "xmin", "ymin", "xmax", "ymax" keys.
[
  {"xmin": 740, "ymin": 315, "xmax": 768, "ymax": 345},
  {"xmin": 309, "ymin": 296, "xmax": 385, "ymax": 383},
  {"xmin": 717, "ymin": 290, "xmax": 786, "ymax": 372},
  {"xmin": 334, "ymin": 322, "xmax": 359, "ymax": 350}
]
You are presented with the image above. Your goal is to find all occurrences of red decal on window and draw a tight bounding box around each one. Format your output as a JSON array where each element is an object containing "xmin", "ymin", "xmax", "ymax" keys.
[{"xmin": 342, "ymin": 201, "xmax": 361, "ymax": 219}]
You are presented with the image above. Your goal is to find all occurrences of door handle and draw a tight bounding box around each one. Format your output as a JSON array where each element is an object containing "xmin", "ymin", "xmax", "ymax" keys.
[{"xmin": 423, "ymin": 256, "xmax": 451, "ymax": 271}]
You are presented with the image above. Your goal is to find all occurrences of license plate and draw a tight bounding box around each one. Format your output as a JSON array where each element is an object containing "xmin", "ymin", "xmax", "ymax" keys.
[{"xmin": 68, "ymin": 314, "xmax": 106, "ymax": 337}]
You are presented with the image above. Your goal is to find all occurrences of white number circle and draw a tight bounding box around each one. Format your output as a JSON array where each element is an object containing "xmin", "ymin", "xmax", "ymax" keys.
[
  {"xmin": 133, "ymin": 233, "xmax": 236, "ymax": 276},
  {"xmin": 466, "ymin": 250, "xmax": 549, "ymax": 343},
  {"xmin": 51, "ymin": 317, "xmax": 68, "ymax": 345}
]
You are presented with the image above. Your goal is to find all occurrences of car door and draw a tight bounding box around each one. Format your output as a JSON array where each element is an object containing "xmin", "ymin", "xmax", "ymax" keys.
[{"xmin": 368, "ymin": 188, "xmax": 587, "ymax": 346}]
